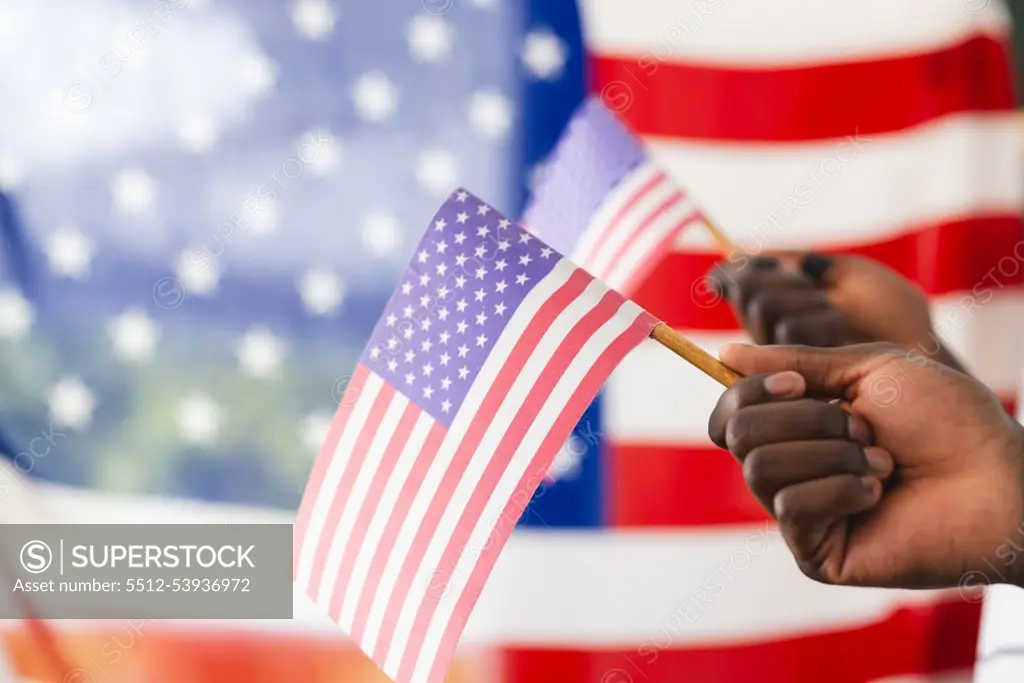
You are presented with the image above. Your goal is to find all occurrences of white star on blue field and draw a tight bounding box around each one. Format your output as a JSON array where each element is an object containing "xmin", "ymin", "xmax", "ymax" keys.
[{"xmin": 0, "ymin": 0, "xmax": 593, "ymax": 524}]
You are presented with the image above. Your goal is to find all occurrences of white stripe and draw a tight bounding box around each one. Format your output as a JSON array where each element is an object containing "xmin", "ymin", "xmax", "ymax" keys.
[
  {"xmin": 607, "ymin": 293, "xmax": 1023, "ymax": 444},
  {"xmin": 575, "ymin": 163, "xmax": 661, "ymax": 261},
  {"xmin": 313, "ymin": 392, "xmax": 408, "ymax": 606},
  {"xmin": 360, "ymin": 259, "xmax": 578, "ymax": 654},
  {"xmin": 587, "ymin": 176, "xmax": 677, "ymax": 276},
  {"xmin": 650, "ymin": 114, "xmax": 1022, "ymax": 253},
  {"xmin": 31, "ymin": 481, "xmax": 963, "ymax": 644},
  {"xmin": 382, "ymin": 276, "xmax": 612, "ymax": 676},
  {"xmin": 933, "ymin": 292, "xmax": 1024, "ymax": 395},
  {"xmin": 295, "ymin": 373, "xmax": 384, "ymax": 592},
  {"xmin": 581, "ymin": 0, "xmax": 1009, "ymax": 66},
  {"xmin": 603, "ymin": 196, "xmax": 700, "ymax": 292},
  {"xmin": 338, "ymin": 411, "xmax": 434, "ymax": 629},
  {"xmin": 978, "ymin": 584, "xmax": 1024, "ymax": 682},
  {"xmin": 465, "ymin": 528, "xmax": 957, "ymax": 644},
  {"xmin": 411, "ymin": 301, "xmax": 646, "ymax": 683}
]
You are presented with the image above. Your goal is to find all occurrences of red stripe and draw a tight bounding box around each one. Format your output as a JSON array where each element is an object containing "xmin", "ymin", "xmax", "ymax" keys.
[
  {"xmin": 592, "ymin": 34, "xmax": 1014, "ymax": 142},
  {"xmin": 349, "ymin": 421, "xmax": 447, "ymax": 643},
  {"xmin": 501, "ymin": 599, "xmax": 980, "ymax": 683},
  {"xmin": 371, "ymin": 269, "xmax": 594, "ymax": 663},
  {"xmin": 425, "ymin": 311, "xmax": 660, "ymax": 683},
  {"xmin": 306, "ymin": 383, "xmax": 396, "ymax": 600},
  {"xmin": 326, "ymin": 401, "xmax": 421, "ymax": 622},
  {"xmin": 293, "ymin": 365, "xmax": 371, "ymax": 572},
  {"xmin": 612, "ymin": 391, "xmax": 1017, "ymax": 529},
  {"xmin": 396, "ymin": 291, "xmax": 625, "ymax": 683},
  {"xmin": 610, "ymin": 444, "xmax": 768, "ymax": 528},
  {"xmin": 614, "ymin": 212, "xmax": 702, "ymax": 297},
  {"xmin": 593, "ymin": 190, "xmax": 684, "ymax": 275},
  {"xmin": 632, "ymin": 214, "xmax": 1024, "ymax": 330},
  {"xmin": 583, "ymin": 170, "xmax": 666, "ymax": 269}
]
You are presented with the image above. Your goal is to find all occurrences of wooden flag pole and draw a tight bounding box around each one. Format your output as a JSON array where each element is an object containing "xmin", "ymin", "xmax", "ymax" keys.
[
  {"xmin": 704, "ymin": 216, "xmax": 741, "ymax": 259},
  {"xmin": 646, "ymin": 214, "xmax": 745, "ymax": 387},
  {"xmin": 651, "ymin": 324, "xmax": 741, "ymax": 387}
]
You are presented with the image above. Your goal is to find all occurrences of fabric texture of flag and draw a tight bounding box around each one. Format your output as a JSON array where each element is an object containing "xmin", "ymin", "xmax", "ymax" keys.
[
  {"xmin": 566, "ymin": 2, "xmax": 1022, "ymax": 683},
  {"xmin": 293, "ymin": 189, "xmax": 658, "ymax": 683},
  {"xmin": 524, "ymin": 99, "xmax": 703, "ymax": 297}
]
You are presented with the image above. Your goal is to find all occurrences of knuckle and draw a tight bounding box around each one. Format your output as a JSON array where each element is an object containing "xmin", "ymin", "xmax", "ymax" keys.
[
  {"xmin": 742, "ymin": 447, "xmax": 773, "ymax": 489},
  {"xmin": 724, "ymin": 413, "xmax": 757, "ymax": 458},
  {"xmin": 772, "ymin": 489, "xmax": 799, "ymax": 524},
  {"xmin": 794, "ymin": 558, "xmax": 831, "ymax": 584}
]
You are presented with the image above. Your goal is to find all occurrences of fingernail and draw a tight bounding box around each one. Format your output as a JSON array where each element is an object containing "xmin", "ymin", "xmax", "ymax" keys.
[
  {"xmin": 801, "ymin": 253, "xmax": 834, "ymax": 283},
  {"xmin": 764, "ymin": 372, "xmax": 800, "ymax": 397},
  {"xmin": 718, "ymin": 343, "xmax": 753, "ymax": 362},
  {"xmin": 846, "ymin": 413, "xmax": 874, "ymax": 446},
  {"xmin": 863, "ymin": 447, "xmax": 893, "ymax": 479},
  {"xmin": 859, "ymin": 476, "xmax": 882, "ymax": 500}
]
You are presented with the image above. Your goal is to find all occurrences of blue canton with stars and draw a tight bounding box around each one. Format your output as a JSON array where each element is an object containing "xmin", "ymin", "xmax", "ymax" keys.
[
  {"xmin": 361, "ymin": 190, "xmax": 558, "ymax": 426},
  {"xmin": 0, "ymin": 0, "xmax": 596, "ymax": 526}
]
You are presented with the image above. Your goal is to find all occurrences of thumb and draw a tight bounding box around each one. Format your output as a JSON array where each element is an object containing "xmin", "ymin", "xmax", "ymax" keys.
[{"xmin": 719, "ymin": 343, "xmax": 892, "ymax": 397}]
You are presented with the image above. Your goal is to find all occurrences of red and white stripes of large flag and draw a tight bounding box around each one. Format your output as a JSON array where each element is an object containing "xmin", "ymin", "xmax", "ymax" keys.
[{"xmin": 294, "ymin": 191, "xmax": 658, "ymax": 683}]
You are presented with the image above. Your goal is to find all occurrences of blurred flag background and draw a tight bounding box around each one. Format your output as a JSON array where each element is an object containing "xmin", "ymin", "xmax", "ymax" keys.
[{"xmin": 0, "ymin": 0, "xmax": 1021, "ymax": 682}]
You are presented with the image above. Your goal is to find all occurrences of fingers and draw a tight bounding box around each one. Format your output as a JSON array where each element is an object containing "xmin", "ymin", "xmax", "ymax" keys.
[
  {"xmin": 743, "ymin": 441, "xmax": 893, "ymax": 514},
  {"xmin": 708, "ymin": 373, "xmax": 806, "ymax": 448},
  {"xmin": 775, "ymin": 475, "xmax": 883, "ymax": 575},
  {"xmin": 709, "ymin": 373, "xmax": 872, "ymax": 451},
  {"xmin": 719, "ymin": 342, "xmax": 900, "ymax": 398},
  {"xmin": 707, "ymin": 257, "xmax": 845, "ymax": 346},
  {"xmin": 768, "ymin": 251, "xmax": 836, "ymax": 286},
  {"xmin": 724, "ymin": 400, "xmax": 871, "ymax": 459},
  {"xmin": 773, "ymin": 308, "xmax": 845, "ymax": 347},
  {"xmin": 799, "ymin": 253, "xmax": 836, "ymax": 285}
]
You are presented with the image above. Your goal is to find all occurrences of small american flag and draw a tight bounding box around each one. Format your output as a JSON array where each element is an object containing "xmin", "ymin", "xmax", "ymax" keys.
[
  {"xmin": 525, "ymin": 98, "xmax": 705, "ymax": 296},
  {"xmin": 293, "ymin": 189, "xmax": 658, "ymax": 683}
]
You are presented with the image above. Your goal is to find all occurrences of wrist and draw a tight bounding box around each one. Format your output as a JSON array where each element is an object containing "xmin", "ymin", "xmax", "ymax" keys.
[
  {"xmin": 1012, "ymin": 425, "xmax": 1024, "ymax": 589},
  {"xmin": 991, "ymin": 422, "xmax": 1024, "ymax": 590}
]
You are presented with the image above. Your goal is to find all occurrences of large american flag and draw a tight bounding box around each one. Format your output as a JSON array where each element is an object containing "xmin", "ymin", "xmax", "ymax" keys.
[
  {"xmin": 294, "ymin": 190, "xmax": 657, "ymax": 683},
  {"xmin": 2, "ymin": 0, "xmax": 1022, "ymax": 682}
]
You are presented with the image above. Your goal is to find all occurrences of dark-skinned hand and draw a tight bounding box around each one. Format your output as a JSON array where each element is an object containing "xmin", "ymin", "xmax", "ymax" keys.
[
  {"xmin": 707, "ymin": 253, "xmax": 966, "ymax": 372},
  {"xmin": 708, "ymin": 342, "xmax": 1024, "ymax": 590}
]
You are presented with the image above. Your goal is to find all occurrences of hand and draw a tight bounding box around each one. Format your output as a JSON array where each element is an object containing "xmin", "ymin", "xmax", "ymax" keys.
[
  {"xmin": 708, "ymin": 255, "xmax": 845, "ymax": 347},
  {"xmin": 708, "ymin": 342, "xmax": 1024, "ymax": 590},
  {"xmin": 709, "ymin": 253, "xmax": 964, "ymax": 370}
]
